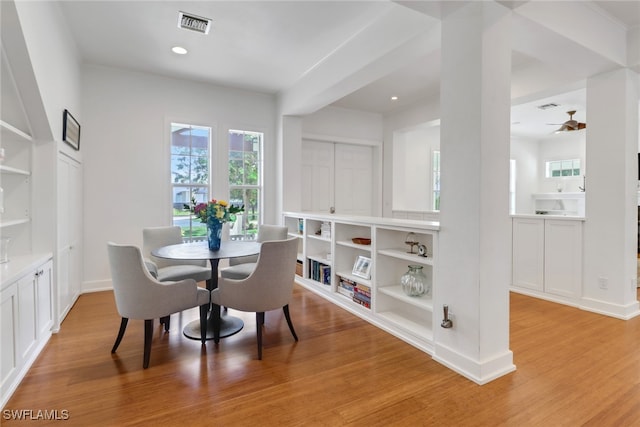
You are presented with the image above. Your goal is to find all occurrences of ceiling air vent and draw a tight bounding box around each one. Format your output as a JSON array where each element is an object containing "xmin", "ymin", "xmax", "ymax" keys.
[
  {"xmin": 178, "ymin": 11, "xmax": 211, "ymax": 34},
  {"xmin": 537, "ymin": 103, "xmax": 560, "ymax": 110}
]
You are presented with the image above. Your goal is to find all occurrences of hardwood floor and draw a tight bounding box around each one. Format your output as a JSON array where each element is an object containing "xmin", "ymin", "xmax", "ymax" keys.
[{"xmin": 4, "ymin": 285, "xmax": 640, "ymax": 426}]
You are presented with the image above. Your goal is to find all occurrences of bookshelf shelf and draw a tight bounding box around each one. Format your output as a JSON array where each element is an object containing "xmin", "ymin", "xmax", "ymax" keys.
[{"xmin": 284, "ymin": 212, "xmax": 439, "ymax": 355}]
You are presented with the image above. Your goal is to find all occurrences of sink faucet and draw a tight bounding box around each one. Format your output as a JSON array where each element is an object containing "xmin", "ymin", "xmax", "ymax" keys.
[{"xmin": 578, "ymin": 175, "xmax": 585, "ymax": 192}]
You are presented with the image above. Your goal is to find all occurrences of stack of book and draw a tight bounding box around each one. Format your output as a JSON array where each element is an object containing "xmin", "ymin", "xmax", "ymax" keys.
[
  {"xmin": 309, "ymin": 260, "xmax": 331, "ymax": 285},
  {"xmin": 353, "ymin": 283, "xmax": 371, "ymax": 309},
  {"xmin": 337, "ymin": 276, "xmax": 356, "ymax": 298}
]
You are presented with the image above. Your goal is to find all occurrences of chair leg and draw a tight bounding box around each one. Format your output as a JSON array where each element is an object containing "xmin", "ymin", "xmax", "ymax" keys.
[
  {"xmin": 213, "ymin": 304, "xmax": 221, "ymax": 344},
  {"xmin": 111, "ymin": 317, "xmax": 129, "ymax": 353},
  {"xmin": 256, "ymin": 312, "xmax": 265, "ymax": 360},
  {"xmin": 199, "ymin": 304, "xmax": 208, "ymax": 346},
  {"xmin": 283, "ymin": 305, "xmax": 298, "ymax": 341},
  {"xmin": 160, "ymin": 315, "xmax": 170, "ymax": 332},
  {"xmin": 143, "ymin": 319, "xmax": 153, "ymax": 369}
]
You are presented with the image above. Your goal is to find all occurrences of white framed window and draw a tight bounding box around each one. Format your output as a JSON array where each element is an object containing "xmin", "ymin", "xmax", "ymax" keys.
[
  {"xmin": 432, "ymin": 150, "xmax": 440, "ymax": 211},
  {"xmin": 546, "ymin": 159, "xmax": 580, "ymax": 178},
  {"xmin": 170, "ymin": 123, "xmax": 211, "ymax": 241},
  {"xmin": 228, "ymin": 129, "xmax": 263, "ymax": 240}
]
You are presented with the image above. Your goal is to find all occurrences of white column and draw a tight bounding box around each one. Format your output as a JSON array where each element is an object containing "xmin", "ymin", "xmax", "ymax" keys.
[
  {"xmin": 582, "ymin": 68, "xmax": 640, "ymax": 318},
  {"xmin": 281, "ymin": 115, "xmax": 303, "ymax": 214},
  {"xmin": 434, "ymin": 1, "xmax": 515, "ymax": 384}
]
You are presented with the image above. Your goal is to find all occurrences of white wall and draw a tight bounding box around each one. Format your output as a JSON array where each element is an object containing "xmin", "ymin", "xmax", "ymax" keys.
[
  {"xmin": 302, "ymin": 105, "xmax": 383, "ymax": 142},
  {"xmin": 537, "ymin": 132, "xmax": 586, "ymax": 193},
  {"xmin": 392, "ymin": 124, "xmax": 440, "ymax": 212},
  {"xmin": 383, "ymin": 99, "xmax": 441, "ymax": 216},
  {"xmin": 81, "ymin": 65, "xmax": 276, "ymax": 289},
  {"xmin": 510, "ymin": 136, "xmax": 538, "ymax": 214},
  {"xmin": 510, "ymin": 132, "xmax": 585, "ymax": 214},
  {"xmin": 14, "ymin": 1, "xmax": 82, "ymax": 159},
  {"xmin": 292, "ymin": 105, "xmax": 384, "ymax": 215}
]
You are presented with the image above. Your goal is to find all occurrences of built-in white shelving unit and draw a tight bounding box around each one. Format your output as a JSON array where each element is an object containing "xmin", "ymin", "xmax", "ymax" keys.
[
  {"xmin": 283, "ymin": 212, "xmax": 439, "ymax": 354},
  {"xmin": 0, "ymin": 44, "xmax": 55, "ymax": 408},
  {"xmin": 0, "ymin": 120, "xmax": 33, "ymax": 234}
]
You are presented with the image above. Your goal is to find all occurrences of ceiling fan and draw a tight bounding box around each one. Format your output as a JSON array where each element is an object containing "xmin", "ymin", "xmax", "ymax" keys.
[{"xmin": 548, "ymin": 110, "xmax": 586, "ymax": 133}]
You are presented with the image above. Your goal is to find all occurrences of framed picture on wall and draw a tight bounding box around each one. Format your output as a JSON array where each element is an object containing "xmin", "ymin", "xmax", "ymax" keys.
[
  {"xmin": 352, "ymin": 256, "xmax": 372, "ymax": 280},
  {"xmin": 63, "ymin": 109, "xmax": 80, "ymax": 150}
]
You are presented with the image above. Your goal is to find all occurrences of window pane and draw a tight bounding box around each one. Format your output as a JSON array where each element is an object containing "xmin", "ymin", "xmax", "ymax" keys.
[
  {"xmin": 244, "ymin": 152, "xmax": 259, "ymax": 185},
  {"xmin": 229, "ymin": 129, "xmax": 262, "ymax": 239},
  {"xmin": 171, "ymin": 155, "xmax": 190, "ymax": 183},
  {"xmin": 573, "ymin": 159, "xmax": 581, "ymax": 176},
  {"xmin": 173, "ymin": 186, "xmax": 192, "ymax": 211},
  {"xmin": 228, "ymin": 188, "xmax": 259, "ymax": 239},
  {"xmin": 229, "ymin": 160, "xmax": 244, "ymax": 185},
  {"xmin": 171, "ymin": 123, "xmax": 210, "ymax": 241},
  {"xmin": 191, "ymin": 156, "xmax": 209, "ymax": 184}
]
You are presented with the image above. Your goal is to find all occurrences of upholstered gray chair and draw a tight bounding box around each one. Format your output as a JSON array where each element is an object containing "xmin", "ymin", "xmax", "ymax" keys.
[
  {"xmin": 107, "ymin": 242, "xmax": 210, "ymax": 368},
  {"xmin": 211, "ymin": 237, "xmax": 299, "ymax": 359},
  {"xmin": 143, "ymin": 226, "xmax": 211, "ymax": 282},
  {"xmin": 220, "ymin": 224, "xmax": 288, "ymax": 280},
  {"xmin": 143, "ymin": 226, "xmax": 211, "ymax": 330}
]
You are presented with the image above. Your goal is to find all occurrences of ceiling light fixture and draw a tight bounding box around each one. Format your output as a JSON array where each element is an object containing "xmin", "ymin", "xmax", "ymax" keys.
[
  {"xmin": 171, "ymin": 46, "xmax": 188, "ymax": 55},
  {"xmin": 391, "ymin": 96, "xmax": 398, "ymax": 101}
]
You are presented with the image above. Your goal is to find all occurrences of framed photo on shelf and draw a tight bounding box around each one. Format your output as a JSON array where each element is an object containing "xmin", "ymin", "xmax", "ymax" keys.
[
  {"xmin": 352, "ymin": 256, "xmax": 371, "ymax": 280},
  {"xmin": 63, "ymin": 109, "xmax": 80, "ymax": 151}
]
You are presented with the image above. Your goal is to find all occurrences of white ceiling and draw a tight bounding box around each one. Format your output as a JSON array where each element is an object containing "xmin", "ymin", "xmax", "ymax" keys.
[{"xmin": 57, "ymin": 1, "xmax": 638, "ymax": 137}]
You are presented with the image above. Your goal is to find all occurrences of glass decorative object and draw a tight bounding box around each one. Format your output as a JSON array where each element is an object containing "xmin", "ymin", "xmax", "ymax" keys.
[
  {"xmin": 405, "ymin": 232, "xmax": 418, "ymax": 254},
  {"xmin": 207, "ymin": 218, "xmax": 223, "ymax": 251},
  {"xmin": 401, "ymin": 265, "xmax": 430, "ymax": 297}
]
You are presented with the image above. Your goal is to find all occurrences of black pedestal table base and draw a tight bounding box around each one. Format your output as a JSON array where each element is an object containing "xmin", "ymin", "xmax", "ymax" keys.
[{"xmin": 183, "ymin": 308, "xmax": 244, "ymax": 340}]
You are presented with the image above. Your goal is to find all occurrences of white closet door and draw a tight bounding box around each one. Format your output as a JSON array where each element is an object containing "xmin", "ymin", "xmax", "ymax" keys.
[
  {"xmin": 302, "ymin": 140, "xmax": 334, "ymax": 213},
  {"xmin": 335, "ymin": 144, "xmax": 373, "ymax": 216},
  {"xmin": 302, "ymin": 140, "xmax": 373, "ymax": 216}
]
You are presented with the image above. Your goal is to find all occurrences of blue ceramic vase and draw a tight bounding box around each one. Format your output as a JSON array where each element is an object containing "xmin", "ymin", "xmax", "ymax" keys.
[{"xmin": 207, "ymin": 218, "xmax": 222, "ymax": 251}]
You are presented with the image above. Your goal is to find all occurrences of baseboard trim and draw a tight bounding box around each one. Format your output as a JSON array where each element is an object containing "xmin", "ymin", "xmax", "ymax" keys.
[
  {"xmin": 433, "ymin": 343, "xmax": 516, "ymax": 385},
  {"xmin": 82, "ymin": 279, "xmax": 112, "ymax": 294},
  {"xmin": 579, "ymin": 297, "xmax": 640, "ymax": 320}
]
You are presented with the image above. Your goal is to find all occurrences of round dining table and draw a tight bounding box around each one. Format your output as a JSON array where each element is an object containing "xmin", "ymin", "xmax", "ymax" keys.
[{"xmin": 151, "ymin": 240, "xmax": 260, "ymax": 341}]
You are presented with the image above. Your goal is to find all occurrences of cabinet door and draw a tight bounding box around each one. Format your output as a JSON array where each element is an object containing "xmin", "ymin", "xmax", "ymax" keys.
[
  {"xmin": 512, "ymin": 218, "xmax": 544, "ymax": 291},
  {"xmin": 17, "ymin": 273, "xmax": 37, "ymax": 362},
  {"xmin": 544, "ymin": 220, "xmax": 582, "ymax": 298},
  {"xmin": 57, "ymin": 155, "xmax": 82, "ymax": 322},
  {"xmin": 1, "ymin": 283, "xmax": 18, "ymax": 393},
  {"xmin": 36, "ymin": 261, "xmax": 53, "ymax": 338}
]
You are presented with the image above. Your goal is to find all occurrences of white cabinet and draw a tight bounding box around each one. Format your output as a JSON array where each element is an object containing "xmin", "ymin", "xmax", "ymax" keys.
[
  {"xmin": 512, "ymin": 218, "xmax": 544, "ymax": 291},
  {"xmin": 1, "ymin": 257, "xmax": 53, "ymax": 408},
  {"xmin": 284, "ymin": 212, "xmax": 439, "ymax": 353},
  {"xmin": 544, "ymin": 220, "xmax": 583, "ymax": 298},
  {"xmin": 0, "ymin": 281, "xmax": 18, "ymax": 403},
  {"xmin": 512, "ymin": 216, "xmax": 583, "ymax": 302}
]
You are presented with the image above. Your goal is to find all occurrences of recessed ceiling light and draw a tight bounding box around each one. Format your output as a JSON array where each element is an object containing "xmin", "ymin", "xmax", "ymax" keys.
[
  {"xmin": 391, "ymin": 96, "xmax": 398, "ymax": 101},
  {"xmin": 172, "ymin": 46, "xmax": 188, "ymax": 55}
]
